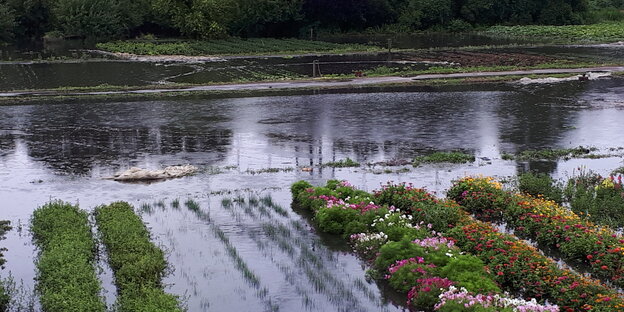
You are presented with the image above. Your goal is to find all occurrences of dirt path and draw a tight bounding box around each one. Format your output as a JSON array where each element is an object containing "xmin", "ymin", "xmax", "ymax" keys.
[{"xmin": 2, "ymin": 66, "xmax": 623, "ymax": 99}]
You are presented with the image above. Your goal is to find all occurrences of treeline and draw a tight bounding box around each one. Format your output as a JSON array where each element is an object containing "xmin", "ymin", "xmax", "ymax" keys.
[{"xmin": 0, "ymin": 0, "xmax": 621, "ymax": 42}]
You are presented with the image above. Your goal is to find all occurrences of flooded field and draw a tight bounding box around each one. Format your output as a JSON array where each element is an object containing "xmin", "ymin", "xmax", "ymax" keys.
[
  {"xmin": 0, "ymin": 77, "xmax": 623, "ymax": 311},
  {"xmin": 2, "ymin": 35, "xmax": 623, "ymax": 92}
]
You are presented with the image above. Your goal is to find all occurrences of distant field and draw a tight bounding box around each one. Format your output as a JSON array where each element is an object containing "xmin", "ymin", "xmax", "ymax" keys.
[
  {"xmin": 487, "ymin": 22, "xmax": 624, "ymax": 43},
  {"xmin": 96, "ymin": 38, "xmax": 383, "ymax": 56}
]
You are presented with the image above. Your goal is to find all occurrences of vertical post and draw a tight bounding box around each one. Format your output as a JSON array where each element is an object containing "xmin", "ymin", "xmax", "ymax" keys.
[
  {"xmin": 387, "ymin": 39, "xmax": 392, "ymax": 62},
  {"xmin": 310, "ymin": 28, "xmax": 314, "ymax": 41},
  {"xmin": 313, "ymin": 60, "xmax": 320, "ymax": 78}
]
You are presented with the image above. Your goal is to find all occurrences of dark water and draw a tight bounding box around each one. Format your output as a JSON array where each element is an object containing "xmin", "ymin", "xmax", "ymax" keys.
[{"xmin": 0, "ymin": 79, "xmax": 623, "ymax": 311}]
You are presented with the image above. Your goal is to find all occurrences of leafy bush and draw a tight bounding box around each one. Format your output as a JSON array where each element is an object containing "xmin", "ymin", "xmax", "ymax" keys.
[
  {"xmin": 565, "ymin": 171, "xmax": 624, "ymax": 228},
  {"xmin": 31, "ymin": 201, "xmax": 106, "ymax": 312},
  {"xmin": 518, "ymin": 172, "xmax": 564, "ymax": 203},
  {"xmin": 95, "ymin": 202, "xmax": 182, "ymax": 312}
]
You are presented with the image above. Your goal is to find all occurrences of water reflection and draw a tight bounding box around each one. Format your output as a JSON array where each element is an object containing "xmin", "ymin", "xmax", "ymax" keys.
[{"xmin": 1, "ymin": 80, "xmax": 623, "ymax": 175}]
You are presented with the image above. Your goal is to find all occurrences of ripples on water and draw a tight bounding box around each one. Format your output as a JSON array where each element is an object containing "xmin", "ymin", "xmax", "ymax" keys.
[{"xmin": 0, "ymin": 79, "xmax": 623, "ymax": 311}]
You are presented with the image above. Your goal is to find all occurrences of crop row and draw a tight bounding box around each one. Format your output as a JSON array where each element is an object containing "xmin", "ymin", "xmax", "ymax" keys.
[
  {"xmin": 96, "ymin": 38, "xmax": 380, "ymax": 56},
  {"xmin": 94, "ymin": 202, "xmax": 182, "ymax": 312},
  {"xmin": 0, "ymin": 220, "xmax": 11, "ymax": 311},
  {"xmin": 292, "ymin": 180, "xmax": 566, "ymax": 311},
  {"xmin": 449, "ymin": 176, "xmax": 624, "ymax": 289},
  {"xmin": 30, "ymin": 201, "xmax": 106, "ymax": 312},
  {"xmin": 30, "ymin": 201, "xmax": 181, "ymax": 312},
  {"xmin": 487, "ymin": 22, "xmax": 624, "ymax": 42}
]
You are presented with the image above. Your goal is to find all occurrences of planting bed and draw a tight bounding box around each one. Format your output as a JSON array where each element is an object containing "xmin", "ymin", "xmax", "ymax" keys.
[
  {"xmin": 30, "ymin": 201, "xmax": 106, "ymax": 312},
  {"xmin": 292, "ymin": 179, "xmax": 624, "ymax": 311},
  {"xmin": 94, "ymin": 202, "xmax": 182, "ymax": 312}
]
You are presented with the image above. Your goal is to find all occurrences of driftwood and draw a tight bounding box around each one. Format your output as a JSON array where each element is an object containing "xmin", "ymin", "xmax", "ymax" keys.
[{"xmin": 108, "ymin": 165, "xmax": 198, "ymax": 181}]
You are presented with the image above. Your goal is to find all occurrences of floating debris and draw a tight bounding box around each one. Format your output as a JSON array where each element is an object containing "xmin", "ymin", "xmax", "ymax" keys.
[{"xmin": 107, "ymin": 165, "xmax": 198, "ymax": 182}]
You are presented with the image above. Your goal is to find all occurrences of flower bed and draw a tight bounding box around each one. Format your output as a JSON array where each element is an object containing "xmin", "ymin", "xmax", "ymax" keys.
[
  {"xmin": 448, "ymin": 176, "xmax": 624, "ymax": 289},
  {"xmin": 292, "ymin": 180, "xmax": 559, "ymax": 311},
  {"xmin": 376, "ymin": 182, "xmax": 624, "ymax": 311}
]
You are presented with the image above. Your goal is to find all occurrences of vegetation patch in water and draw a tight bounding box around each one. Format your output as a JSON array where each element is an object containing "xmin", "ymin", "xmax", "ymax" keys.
[
  {"xmin": 96, "ymin": 38, "xmax": 382, "ymax": 56},
  {"xmin": 0, "ymin": 220, "xmax": 11, "ymax": 311},
  {"xmin": 94, "ymin": 202, "xmax": 182, "ymax": 312},
  {"xmin": 321, "ymin": 158, "xmax": 360, "ymax": 168},
  {"xmin": 413, "ymin": 151, "xmax": 475, "ymax": 166},
  {"xmin": 31, "ymin": 201, "xmax": 106, "ymax": 312},
  {"xmin": 517, "ymin": 172, "xmax": 565, "ymax": 204},
  {"xmin": 449, "ymin": 176, "xmax": 624, "ymax": 289},
  {"xmin": 504, "ymin": 146, "xmax": 597, "ymax": 161},
  {"xmin": 291, "ymin": 180, "xmax": 598, "ymax": 311},
  {"xmin": 487, "ymin": 22, "xmax": 624, "ymax": 43}
]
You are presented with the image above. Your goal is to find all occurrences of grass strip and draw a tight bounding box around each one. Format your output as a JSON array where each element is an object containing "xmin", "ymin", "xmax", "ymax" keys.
[
  {"xmin": 30, "ymin": 201, "xmax": 106, "ymax": 312},
  {"xmin": 94, "ymin": 202, "xmax": 182, "ymax": 312}
]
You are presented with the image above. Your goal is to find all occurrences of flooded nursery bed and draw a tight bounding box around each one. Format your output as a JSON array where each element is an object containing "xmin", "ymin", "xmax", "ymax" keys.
[{"xmin": 0, "ymin": 77, "xmax": 624, "ymax": 311}]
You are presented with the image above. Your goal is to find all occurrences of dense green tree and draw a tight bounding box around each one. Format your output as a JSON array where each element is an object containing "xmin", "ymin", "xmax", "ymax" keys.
[
  {"xmin": 398, "ymin": 0, "xmax": 453, "ymax": 29},
  {"xmin": 51, "ymin": 0, "xmax": 123, "ymax": 39},
  {"xmin": 7, "ymin": 0, "xmax": 51, "ymax": 39},
  {"xmin": 227, "ymin": 0, "xmax": 303, "ymax": 36},
  {"xmin": 0, "ymin": 2, "xmax": 15, "ymax": 41}
]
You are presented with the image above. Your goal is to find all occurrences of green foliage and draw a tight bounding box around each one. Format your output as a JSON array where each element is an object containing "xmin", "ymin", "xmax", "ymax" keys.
[
  {"xmin": 413, "ymin": 151, "xmax": 475, "ymax": 166},
  {"xmin": 0, "ymin": 282, "xmax": 7, "ymax": 312},
  {"xmin": 51, "ymin": 0, "xmax": 123, "ymax": 40},
  {"xmin": 315, "ymin": 206, "xmax": 362, "ymax": 235},
  {"xmin": 488, "ymin": 22, "xmax": 624, "ymax": 42},
  {"xmin": 440, "ymin": 256, "xmax": 500, "ymax": 293},
  {"xmin": 95, "ymin": 202, "xmax": 182, "ymax": 312},
  {"xmin": 31, "ymin": 201, "xmax": 106, "ymax": 312},
  {"xmin": 322, "ymin": 158, "xmax": 360, "ymax": 168},
  {"xmin": 518, "ymin": 172, "xmax": 564, "ymax": 203},
  {"xmin": 374, "ymin": 238, "xmax": 427, "ymax": 271},
  {"xmin": 291, "ymin": 180, "xmax": 313, "ymax": 198},
  {"xmin": 513, "ymin": 146, "xmax": 596, "ymax": 161},
  {"xmin": 564, "ymin": 171, "xmax": 624, "ymax": 228},
  {"xmin": 97, "ymin": 38, "xmax": 380, "ymax": 56},
  {"xmin": 0, "ymin": 3, "xmax": 15, "ymax": 41}
]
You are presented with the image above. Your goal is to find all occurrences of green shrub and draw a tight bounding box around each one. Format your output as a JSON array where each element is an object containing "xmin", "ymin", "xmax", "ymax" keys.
[
  {"xmin": 518, "ymin": 172, "xmax": 564, "ymax": 203},
  {"xmin": 95, "ymin": 202, "xmax": 182, "ymax": 312},
  {"xmin": 31, "ymin": 201, "xmax": 106, "ymax": 312}
]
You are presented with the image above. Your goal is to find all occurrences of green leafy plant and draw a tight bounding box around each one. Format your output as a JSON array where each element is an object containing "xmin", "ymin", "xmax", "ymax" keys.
[
  {"xmin": 31, "ymin": 201, "xmax": 106, "ymax": 312},
  {"xmin": 95, "ymin": 202, "xmax": 182, "ymax": 312}
]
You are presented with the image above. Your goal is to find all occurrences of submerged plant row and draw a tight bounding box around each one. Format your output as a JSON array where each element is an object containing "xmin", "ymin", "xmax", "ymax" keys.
[
  {"xmin": 31, "ymin": 201, "xmax": 106, "ymax": 312},
  {"xmin": 291, "ymin": 179, "xmax": 624, "ymax": 311},
  {"xmin": 95, "ymin": 202, "xmax": 183, "ymax": 312},
  {"xmin": 30, "ymin": 201, "xmax": 182, "ymax": 312}
]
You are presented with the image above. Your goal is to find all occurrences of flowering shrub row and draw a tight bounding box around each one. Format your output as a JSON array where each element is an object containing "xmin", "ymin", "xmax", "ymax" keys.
[
  {"xmin": 448, "ymin": 176, "xmax": 624, "ymax": 289},
  {"xmin": 292, "ymin": 180, "xmax": 559, "ymax": 311},
  {"xmin": 376, "ymin": 182, "xmax": 624, "ymax": 311}
]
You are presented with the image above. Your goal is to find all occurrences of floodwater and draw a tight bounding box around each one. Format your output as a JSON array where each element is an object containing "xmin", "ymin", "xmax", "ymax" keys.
[
  {"xmin": 1, "ymin": 77, "xmax": 624, "ymax": 311},
  {"xmin": 2, "ymin": 35, "xmax": 623, "ymax": 92}
]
